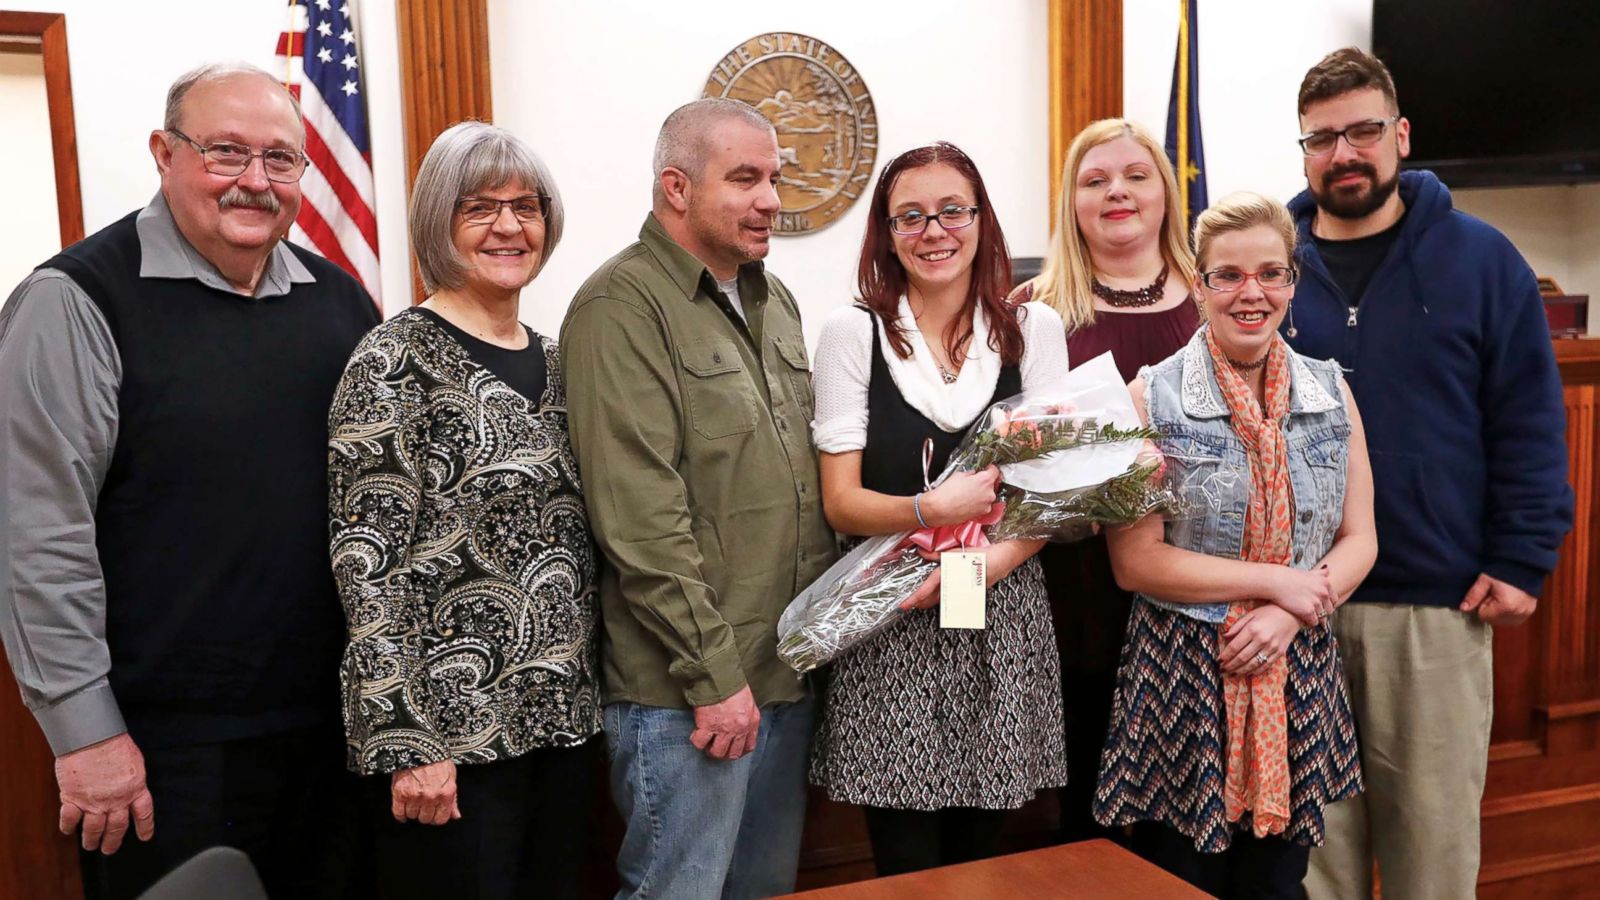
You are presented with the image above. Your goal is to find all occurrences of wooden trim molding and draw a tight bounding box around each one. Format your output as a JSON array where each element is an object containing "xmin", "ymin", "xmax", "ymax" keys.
[
  {"xmin": 1047, "ymin": 0, "xmax": 1122, "ymax": 229},
  {"xmin": 0, "ymin": 12, "xmax": 83, "ymax": 899},
  {"xmin": 0, "ymin": 11, "xmax": 83, "ymax": 248},
  {"xmin": 396, "ymin": 0, "xmax": 493, "ymax": 302}
]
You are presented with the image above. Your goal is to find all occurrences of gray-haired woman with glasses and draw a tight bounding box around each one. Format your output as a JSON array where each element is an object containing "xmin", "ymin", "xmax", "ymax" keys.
[{"xmin": 327, "ymin": 121, "xmax": 599, "ymax": 899}]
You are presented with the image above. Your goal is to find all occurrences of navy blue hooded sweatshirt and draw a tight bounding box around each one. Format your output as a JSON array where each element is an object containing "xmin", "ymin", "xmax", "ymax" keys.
[{"xmin": 1284, "ymin": 170, "xmax": 1573, "ymax": 607}]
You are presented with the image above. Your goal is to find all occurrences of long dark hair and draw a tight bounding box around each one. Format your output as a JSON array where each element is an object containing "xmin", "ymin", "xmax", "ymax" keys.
[{"xmin": 856, "ymin": 142, "xmax": 1023, "ymax": 366}]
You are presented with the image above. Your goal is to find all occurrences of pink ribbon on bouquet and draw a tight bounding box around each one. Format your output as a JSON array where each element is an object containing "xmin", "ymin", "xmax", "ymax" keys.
[{"xmin": 903, "ymin": 500, "xmax": 1006, "ymax": 553}]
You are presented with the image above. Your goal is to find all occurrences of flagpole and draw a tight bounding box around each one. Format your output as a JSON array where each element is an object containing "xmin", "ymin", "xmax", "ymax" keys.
[
  {"xmin": 284, "ymin": 0, "xmax": 298, "ymax": 89},
  {"xmin": 1176, "ymin": 0, "xmax": 1190, "ymax": 219}
]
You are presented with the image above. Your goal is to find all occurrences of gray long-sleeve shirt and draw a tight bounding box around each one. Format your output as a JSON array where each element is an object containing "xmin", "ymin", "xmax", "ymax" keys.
[{"xmin": 0, "ymin": 194, "xmax": 315, "ymax": 755}]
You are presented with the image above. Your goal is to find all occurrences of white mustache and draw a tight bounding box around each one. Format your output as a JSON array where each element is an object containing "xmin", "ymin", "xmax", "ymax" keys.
[{"xmin": 219, "ymin": 186, "xmax": 281, "ymax": 214}]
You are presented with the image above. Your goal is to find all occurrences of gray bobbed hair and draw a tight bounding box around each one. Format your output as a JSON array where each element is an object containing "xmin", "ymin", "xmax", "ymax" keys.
[{"xmin": 409, "ymin": 121, "xmax": 565, "ymax": 294}]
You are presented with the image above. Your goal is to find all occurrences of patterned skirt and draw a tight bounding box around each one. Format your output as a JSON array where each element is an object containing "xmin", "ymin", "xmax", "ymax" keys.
[
  {"xmin": 809, "ymin": 556, "xmax": 1068, "ymax": 810},
  {"xmin": 1093, "ymin": 599, "xmax": 1362, "ymax": 852}
]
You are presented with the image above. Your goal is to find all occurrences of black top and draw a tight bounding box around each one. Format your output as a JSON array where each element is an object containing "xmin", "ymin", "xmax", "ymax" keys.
[
  {"xmin": 858, "ymin": 307, "xmax": 1021, "ymax": 497},
  {"xmin": 1311, "ymin": 211, "xmax": 1405, "ymax": 307},
  {"xmin": 415, "ymin": 307, "xmax": 547, "ymax": 405},
  {"xmin": 42, "ymin": 212, "xmax": 379, "ymax": 746}
]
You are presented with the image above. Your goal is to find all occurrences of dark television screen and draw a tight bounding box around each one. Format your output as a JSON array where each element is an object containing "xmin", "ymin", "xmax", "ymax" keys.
[{"xmin": 1371, "ymin": 0, "xmax": 1600, "ymax": 187}]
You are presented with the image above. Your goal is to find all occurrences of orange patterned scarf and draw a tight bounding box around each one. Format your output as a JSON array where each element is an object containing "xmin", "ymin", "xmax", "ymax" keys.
[{"xmin": 1205, "ymin": 325, "xmax": 1293, "ymax": 837}]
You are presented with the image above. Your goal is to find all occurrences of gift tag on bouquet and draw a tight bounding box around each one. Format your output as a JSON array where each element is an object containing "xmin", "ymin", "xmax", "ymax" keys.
[{"xmin": 939, "ymin": 552, "xmax": 986, "ymax": 629}]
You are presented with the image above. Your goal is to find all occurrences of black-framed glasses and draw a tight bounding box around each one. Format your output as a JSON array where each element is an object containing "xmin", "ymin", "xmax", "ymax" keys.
[
  {"xmin": 888, "ymin": 204, "xmax": 979, "ymax": 236},
  {"xmin": 1201, "ymin": 266, "xmax": 1298, "ymax": 291},
  {"xmin": 167, "ymin": 128, "xmax": 307, "ymax": 183},
  {"xmin": 456, "ymin": 195, "xmax": 549, "ymax": 225},
  {"xmin": 1298, "ymin": 116, "xmax": 1401, "ymax": 157}
]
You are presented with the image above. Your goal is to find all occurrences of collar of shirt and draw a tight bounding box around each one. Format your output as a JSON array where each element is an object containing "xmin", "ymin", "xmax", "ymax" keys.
[
  {"xmin": 638, "ymin": 213, "xmax": 769, "ymax": 311},
  {"xmin": 880, "ymin": 294, "xmax": 1004, "ymax": 433},
  {"xmin": 136, "ymin": 192, "xmax": 315, "ymax": 298}
]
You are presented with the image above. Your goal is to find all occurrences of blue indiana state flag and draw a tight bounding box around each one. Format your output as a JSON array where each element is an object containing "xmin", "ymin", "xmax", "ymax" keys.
[{"xmin": 1165, "ymin": 0, "xmax": 1208, "ymax": 235}]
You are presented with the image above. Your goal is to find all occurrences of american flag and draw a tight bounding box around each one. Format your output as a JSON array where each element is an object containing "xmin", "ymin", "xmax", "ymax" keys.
[{"xmin": 276, "ymin": 0, "xmax": 381, "ymax": 303}]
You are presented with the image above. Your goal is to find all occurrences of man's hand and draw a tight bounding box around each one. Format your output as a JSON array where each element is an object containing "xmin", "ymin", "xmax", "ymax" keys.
[
  {"xmin": 1460, "ymin": 573, "xmax": 1539, "ymax": 627},
  {"xmin": 391, "ymin": 759, "xmax": 462, "ymax": 826},
  {"xmin": 55, "ymin": 732, "xmax": 155, "ymax": 854},
  {"xmin": 691, "ymin": 685, "xmax": 760, "ymax": 761}
]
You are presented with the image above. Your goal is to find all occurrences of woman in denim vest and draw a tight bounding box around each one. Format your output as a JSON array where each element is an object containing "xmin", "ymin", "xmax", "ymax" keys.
[{"xmin": 1093, "ymin": 192, "xmax": 1377, "ymax": 899}]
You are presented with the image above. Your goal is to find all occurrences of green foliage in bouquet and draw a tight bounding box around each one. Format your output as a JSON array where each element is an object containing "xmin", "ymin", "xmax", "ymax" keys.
[{"xmin": 775, "ymin": 408, "xmax": 1171, "ymax": 675}]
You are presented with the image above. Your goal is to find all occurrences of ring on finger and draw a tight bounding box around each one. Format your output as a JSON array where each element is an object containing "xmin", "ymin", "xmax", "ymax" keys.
[{"xmin": 1254, "ymin": 650, "xmax": 1270, "ymax": 665}]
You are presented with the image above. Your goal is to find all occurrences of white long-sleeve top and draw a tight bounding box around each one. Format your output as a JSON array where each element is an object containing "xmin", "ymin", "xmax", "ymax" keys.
[{"xmin": 810, "ymin": 297, "xmax": 1070, "ymax": 453}]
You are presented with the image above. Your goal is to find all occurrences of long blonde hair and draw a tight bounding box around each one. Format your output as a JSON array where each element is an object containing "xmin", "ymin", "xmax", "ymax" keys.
[{"xmin": 1027, "ymin": 119, "xmax": 1197, "ymax": 332}]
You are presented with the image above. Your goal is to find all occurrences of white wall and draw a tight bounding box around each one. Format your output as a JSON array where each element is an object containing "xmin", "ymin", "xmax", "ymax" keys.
[
  {"xmin": 1454, "ymin": 186, "xmax": 1600, "ymax": 333},
  {"xmin": 13, "ymin": 1, "xmax": 1594, "ymax": 333},
  {"xmin": 488, "ymin": 0, "xmax": 1049, "ymax": 344},
  {"xmin": 0, "ymin": 1, "xmax": 411, "ymax": 313},
  {"xmin": 0, "ymin": 51, "xmax": 59, "ymax": 303},
  {"xmin": 1122, "ymin": 0, "xmax": 1371, "ymax": 206}
]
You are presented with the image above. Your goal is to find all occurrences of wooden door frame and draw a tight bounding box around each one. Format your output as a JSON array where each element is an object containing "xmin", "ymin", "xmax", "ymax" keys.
[{"xmin": 0, "ymin": 11, "xmax": 82, "ymax": 248}]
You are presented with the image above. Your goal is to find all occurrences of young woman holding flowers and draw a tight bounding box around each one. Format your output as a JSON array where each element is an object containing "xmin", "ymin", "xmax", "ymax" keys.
[
  {"xmin": 807, "ymin": 143, "xmax": 1070, "ymax": 876},
  {"xmin": 1095, "ymin": 192, "xmax": 1376, "ymax": 899},
  {"xmin": 1013, "ymin": 118, "xmax": 1202, "ymax": 845}
]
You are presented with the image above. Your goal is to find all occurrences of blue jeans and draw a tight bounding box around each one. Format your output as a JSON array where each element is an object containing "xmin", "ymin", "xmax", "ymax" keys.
[{"xmin": 603, "ymin": 696, "xmax": 814, "ymax": 900}]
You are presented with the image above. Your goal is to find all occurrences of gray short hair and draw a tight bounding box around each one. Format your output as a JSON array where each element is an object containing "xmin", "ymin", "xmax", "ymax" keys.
[
  {"xmin": 409, "ymin": 121, "xmax": 565, "ymax": 294},
  {"xmin": 163, "ymin": 62, "xmax": 303, "ymax": 134},
  {"xmin": 651, "ymin": 98, "xmax": 774, "ymax": 205}
]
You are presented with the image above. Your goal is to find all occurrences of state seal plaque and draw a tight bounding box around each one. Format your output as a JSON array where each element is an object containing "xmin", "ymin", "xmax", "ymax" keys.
[{"xmin": 703, "ymin": 33, "xmax": 879, "ymax": 235}]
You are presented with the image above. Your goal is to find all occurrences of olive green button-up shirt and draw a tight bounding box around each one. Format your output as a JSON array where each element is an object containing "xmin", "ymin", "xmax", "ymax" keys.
[{"xmin": 561, "ymin": 215, "xmax": 836, "ymax": 709}]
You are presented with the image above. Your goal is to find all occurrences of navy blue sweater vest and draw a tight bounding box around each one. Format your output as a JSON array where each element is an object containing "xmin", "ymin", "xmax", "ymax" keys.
[{"xmin": 42, "ymin": 211, "xmax": 379, "ymax": 745}]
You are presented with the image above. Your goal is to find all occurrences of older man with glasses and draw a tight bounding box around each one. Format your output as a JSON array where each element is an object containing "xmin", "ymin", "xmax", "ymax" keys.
[{"xmin": 0, "ymin": 62, "xmax": 378, "ymax": 899}]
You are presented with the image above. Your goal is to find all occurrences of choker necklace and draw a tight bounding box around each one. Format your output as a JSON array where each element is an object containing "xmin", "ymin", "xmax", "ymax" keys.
[
  {"xmin": 1226, "ymin": 353, "xmax": 1269, "ymax": 372},
  {"xmin": 1092, "ymin": 263, "xmax": 1168, "ymax": 308}
]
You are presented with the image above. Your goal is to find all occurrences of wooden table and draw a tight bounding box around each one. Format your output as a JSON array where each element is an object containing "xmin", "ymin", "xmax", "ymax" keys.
[{"xmin": 780, "ymin": 839, "xmax": 1210, "ymax": 899}]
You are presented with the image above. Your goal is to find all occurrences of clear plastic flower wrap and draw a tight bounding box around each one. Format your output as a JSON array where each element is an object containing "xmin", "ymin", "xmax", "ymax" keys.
[{"xmin": 777, "ymin": 353, "xmax": 1224, "ymax": 674}]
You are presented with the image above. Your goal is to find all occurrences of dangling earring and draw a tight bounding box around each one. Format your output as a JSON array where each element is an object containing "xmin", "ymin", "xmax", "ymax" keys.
[{"xmin": 1285, "ymin": 299, "xmax": 1298, "ymax": 339}]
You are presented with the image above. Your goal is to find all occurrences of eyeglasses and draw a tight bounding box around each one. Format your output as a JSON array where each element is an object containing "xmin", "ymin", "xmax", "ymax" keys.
[
  {"xmin": 1298, "ymin": 116, "xmax": 1400, "ymax": 157},
  {"xmin": 456, "ymin": 195, "xmax": 549, "ymax": 225},
  {"xmin": 167, "ymin": 129, "xmax": 307, "ymax": 183},
  {"xmin": 888, "ymin": 205, "xmax": 979, "ymax": 236},
  {"xmin": 1201, "ymin": 266, "xmax": 1297, "ymax": 291}
]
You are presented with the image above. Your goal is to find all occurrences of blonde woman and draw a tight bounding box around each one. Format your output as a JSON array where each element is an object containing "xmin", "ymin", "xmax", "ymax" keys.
[
  {"xmin": 1012, "ymin": 118, "xmax": 1201, "ymax": 844},
  {"xmin": 1096, "ymin": 192, "xmax": 1373, "ymax": 898}
]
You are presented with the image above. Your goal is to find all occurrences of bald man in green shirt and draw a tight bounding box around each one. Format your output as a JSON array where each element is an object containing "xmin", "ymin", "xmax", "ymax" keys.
[{"xmin": 561, "ymin": 98, "xmax": 836, "ymax": 900}]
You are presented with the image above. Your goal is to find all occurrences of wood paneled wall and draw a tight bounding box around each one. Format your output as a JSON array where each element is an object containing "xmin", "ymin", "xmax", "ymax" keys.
[
  {"xmin": 396, "ymin": 0, "xmax": 492, "ymax": 303},
  {"xmin": 1479, "ymin": 338, "xmax": 1600, "ymax": 898},
  {"xmin": 1047, "ymin": 0, "xmax": 1122, "ymax": 230}
]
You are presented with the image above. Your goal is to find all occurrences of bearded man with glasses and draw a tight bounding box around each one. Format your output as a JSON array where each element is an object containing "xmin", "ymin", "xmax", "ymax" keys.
[
  {"xmin": 1285, "ymin": 48, "xmax": 1573, "ymax": 900},
  {"xmin": 0, "ymin": 62, "xmax": 378, "ymax": 899}
]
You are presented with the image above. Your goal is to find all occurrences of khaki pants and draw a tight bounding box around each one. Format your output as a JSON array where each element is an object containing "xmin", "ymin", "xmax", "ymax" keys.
[{"xmin": 1305, "ymin": 602, "xmax": 1493, "ymax": 900}]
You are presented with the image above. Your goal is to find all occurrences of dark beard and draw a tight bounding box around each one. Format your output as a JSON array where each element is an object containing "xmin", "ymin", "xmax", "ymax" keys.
[{"xmin": 1312, "ymin": 162, "xmax": 1399, "ymax": 220}]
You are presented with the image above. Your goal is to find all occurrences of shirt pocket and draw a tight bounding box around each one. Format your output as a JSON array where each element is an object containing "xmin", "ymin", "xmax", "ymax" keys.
[
  {"xmin": 1159, "ymin": 432, "xmax": 1238, "ymax": 554},
  {"xmin": 775, "ymin": 337, "xmax": 815, "ymax": 420},
  {"xmin": 680, "ymin": 339, "xmax": 758, "ymax": 440},
  {"xmin": 1300, "ymin": 433, "xmax": 1348, "ymax": 543}
]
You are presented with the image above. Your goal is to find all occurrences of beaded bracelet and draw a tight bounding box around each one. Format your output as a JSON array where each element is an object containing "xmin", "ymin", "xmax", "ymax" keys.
[{"xmin": 913, "ymin": 492, "xmax": 930, "ymax": 529}]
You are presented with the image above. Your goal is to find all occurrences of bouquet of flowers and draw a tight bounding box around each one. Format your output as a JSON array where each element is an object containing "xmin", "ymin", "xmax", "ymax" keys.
[{"xmin": 777, "ymin": 353, "xmax": 1196, "ymax": 674}]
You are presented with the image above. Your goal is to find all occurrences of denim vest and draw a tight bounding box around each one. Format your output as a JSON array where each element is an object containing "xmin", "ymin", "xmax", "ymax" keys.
[{"xmin": 1138, "ymin": 328, "xmax": 1350, "ymax": 624}]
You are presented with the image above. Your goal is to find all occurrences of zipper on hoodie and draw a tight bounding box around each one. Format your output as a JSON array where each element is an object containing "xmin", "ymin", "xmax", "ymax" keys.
[{"xmin": 1346, "ymin": 305, "xmax": 1359, "ymax": 327}]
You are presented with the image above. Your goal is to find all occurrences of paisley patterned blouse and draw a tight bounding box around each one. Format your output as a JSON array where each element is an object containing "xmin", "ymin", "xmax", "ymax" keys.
[{"xmin": 328, "ymin": 309, "xmax": 600, "ymax": 776}]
